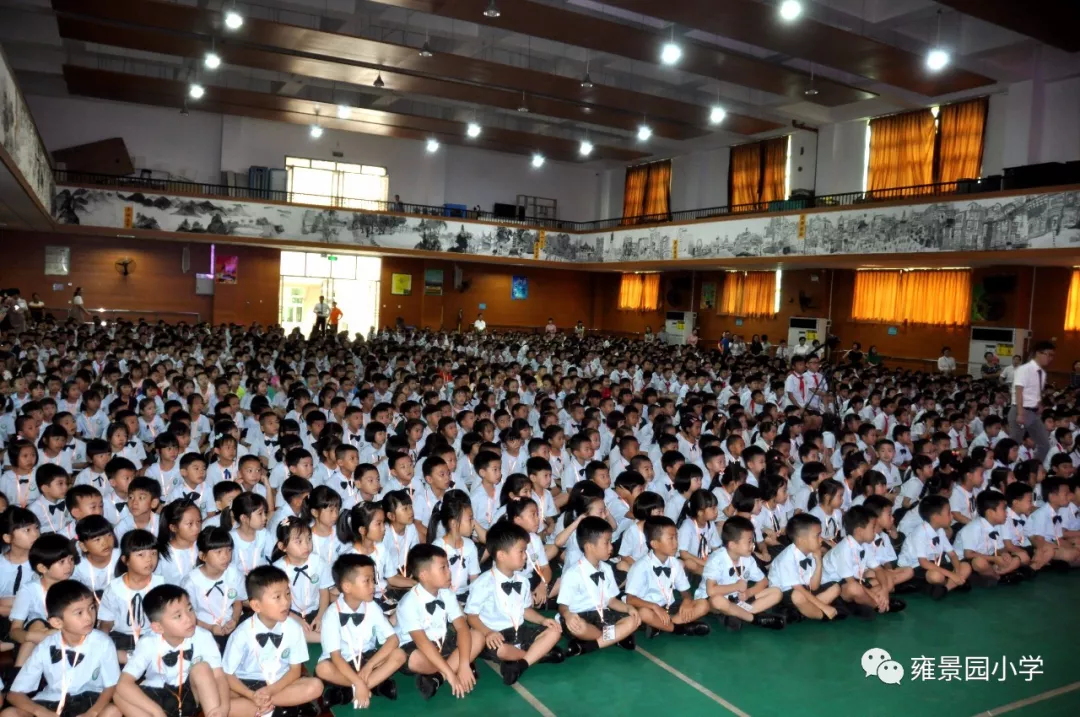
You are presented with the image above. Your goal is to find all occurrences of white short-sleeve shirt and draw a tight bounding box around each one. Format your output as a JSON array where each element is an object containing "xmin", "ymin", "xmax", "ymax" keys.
[
  {"xmin": 695, "ymin": 548, "xmax": 764, "ymax": 600},
  {"xmin": 222, "ymin": 615, "xmax": 308, "ymax": 683},
  {"xmin": 394, "ymin": 584, "xmax": 463, "ymax": 647},
  {"xmin": 767, "ymin": 544, "xmax": 816, "ymax": 592},
  {"xmin": 319, "ymin": 598, "xmax": 396, "ymax": 662},
  {"xmin": 464, "ymin": 567, "xmax": 529, "ymax": 631},
  {"xmin": 625, "ymin": 552, "xmax": 690, "ymax": 608},
  {"xmin": 122, "ymin": 628, "xmax": 222, "ymax": 689},
  {"xmin": 11, "ymin": 630, "xmax": 120, "ymax": 701},
  {"xmin": 556, "ymin": 558, "xmax": 618, "ymax": 615}
]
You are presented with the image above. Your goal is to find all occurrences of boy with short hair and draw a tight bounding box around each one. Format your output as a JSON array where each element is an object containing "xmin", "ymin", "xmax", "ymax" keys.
[
  {"xmin": 115, "ymin": 477, "xmax": 162, "ymax": 541},
  {"xmin": 954, "ymin": 490, "xmax": 1025, "ymax": 586},
  {"xmin": 1025, "ymin": 477, "xmax": 1080, "ymax": 566},
  {"xmin": 1003, "ymin": 482, "xmax": 1053, "ymax": 571},
  {"xmin": 11, "ymin": 533, "xmax": 78, "ymax": 650},
  {"xmin": 697, "ymin": 516, "xmax": 784, "ymax": 630},
  {"xmin": 822, "ymin": 506, "xmax": 898, "ymax": 618},
  {"xmin": 103, "ymin": 456, "xmax": 137, "ymax": 524},
  {"xmin": 897, "ymin": 495, "xmax": 973, "ymax": 599},
  {"xmin": 767, "ymin": 513, "xmax": 842, "ymax": 621},
  {"xmin": 624, "ymin": 516, "xmax": 711, "ymax": 638},
  {"xmin": 222, "ymin": 565, "xmax": 323, "ymax": 717},
  {"xmin": 464, "ymin": 522, "xmax": 563, "ymax": 686},
  {"xmin": 166, "ymin": 453, "xmax": 213, "ymax": 518},
  {"xmin": 29, "ymin": 464, "xmax": 70, "ymax": 535}
]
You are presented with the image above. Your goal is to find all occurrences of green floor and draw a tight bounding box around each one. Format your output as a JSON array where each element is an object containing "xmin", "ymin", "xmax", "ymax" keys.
[{"xmin": 310, "ymin": 571, "xmax": 1080, "ymax": 717}]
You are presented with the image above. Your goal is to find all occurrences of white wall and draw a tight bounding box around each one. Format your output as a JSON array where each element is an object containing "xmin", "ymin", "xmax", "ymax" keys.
[
  {"xmin": 815, "ymin": 119, "xmax": 867, "ymax": 196},
  {"xmin": 1039, "ymin": 77, "xmax": 1080, "ymax": 165},
  {"xmin": 671, "ymin": 148, "xmax": 729, "ymax": 212},
  {"xmin": 788, "ymin": 129, "xmax": 817, "ymax": 194}
]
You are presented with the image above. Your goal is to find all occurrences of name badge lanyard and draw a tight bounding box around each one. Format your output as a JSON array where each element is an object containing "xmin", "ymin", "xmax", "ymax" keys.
[
  {"xmin": 391, "ymin": 530, "xmax": 408, "ymax": 578},
  {"xmin": 339, "ymin": 599, "xmax": 370, "ymax": 674},
  {"xmin": 156, "ymin": 640, "xmax": 185, "ymax": 710},
  {"xmin": 525, "ymin": 544, "xmax": 547, "ymax": 585},
  {"xmin": 204, "ymin": 577, "xmax": 231, "ymax": 627},
  {"xmin": 236, "ymin": 537, "xmax": 257, "ymax": 576},
  {"xmin": 250, "ymin": 627, "xmax": 288, "ymax": 709},
  {"xmin": 846, "ymin": 537, "xmax": 863, "ymax": 581},
  {"xmin": 652, "ymin": 560, "xmax": 674, "ymax": 608},
  {"xmin": 579, "ymin": 563, "xmax": 606, "ymax": 625},
  {"xmin": 55, "ymin": 637, "xmax": 87, "ymax": 716},
  {"xmin": 925, "ymin": 525, "xmax": 942, "ymax": 566},
  {"xmin": 124, "ymin": 575, "xmax": 145, "ymax": 644}
]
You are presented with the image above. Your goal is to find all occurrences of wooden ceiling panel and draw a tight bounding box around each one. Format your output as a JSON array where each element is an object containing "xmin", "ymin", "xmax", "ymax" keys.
[
  {"xmin": 602, "ymin": 0, "xmax": 996, "ymax": 96},
  {"xmin": 371, "ymin": 0, "xmax": 875, "ymax": 106},
  {"xmin": 937, "ymin": 0, "xmax": 1080, "ymax": 53},
  {"xmin": 53, "ymin": 0, "xmax": 782, "ymax": 137},
  {"xmin": 61, "ymin": 66, "xmax": 650, "ymax": 164}
]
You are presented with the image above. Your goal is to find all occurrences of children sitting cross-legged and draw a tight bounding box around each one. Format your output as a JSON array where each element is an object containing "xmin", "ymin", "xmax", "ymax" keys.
[
  {"xmin": 695, "ymin": 516, "xmax": 784, "ymax": 631},
  {"xmin": 394, "ymin": 544, "xmax": 484, "ymax": 700},
  {"xmin": 112, "ymin": 584, "xmax": 229, "ymax": 717},
  {"xmin": 557, "ymin": 515, "xmax": 641, "ymax": 656},
  {"xmin": 11, "ymin": 533, "xmax": 77, "ymax": 661},
  {"xmin": 954, "ymin": 489, "xmax": 1027, "ymax": 587},
  {"xmin": 2, "ymin": 580, "xmax": 120, "ymax": 717},
  {"xmin": 222, "ymin": 565, "xmax": 323, "ymax": 717},
  {"xmin": 822, "ymin": 505, "xmax": 902, "ymax": 619},
  {"xmin": 625, "ymin": 515, "xmax": 711, "ymax": 638},
  {"xmin": 464, "ymin": 521, "xmax": 564, "ymax": 686},
  {"xmin": 767, "ymin": 513, "xmax": 843, "ymax": 622},
  {"xmin": 315, "ymin": 553, "xmax": 405, "ymax": 709},
  {"xmin": 897, "ymin": 495, "xmax": 973, "ymax": 600},
  {"xmin": 180, "ymin": 527, "xmax": 246, "ymax": 651},
  {"xmin": 99, "ymin": 529, "xmax": 165, "ymax": 665},
  {"xmin": 271, "ymin": 517, "xmax": 332, "ymax": 644}
]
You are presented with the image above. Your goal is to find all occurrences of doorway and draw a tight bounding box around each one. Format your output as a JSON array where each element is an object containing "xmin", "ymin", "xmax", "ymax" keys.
[{"xmin": 279, "ymin": 252, "xmax": 381, "ymax": 337}]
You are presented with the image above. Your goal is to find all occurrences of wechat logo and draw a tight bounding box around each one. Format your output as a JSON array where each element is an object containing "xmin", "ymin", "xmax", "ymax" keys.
[{"xmin": 862, "ymin": 647, "xmax": 905, "ymax": 685}]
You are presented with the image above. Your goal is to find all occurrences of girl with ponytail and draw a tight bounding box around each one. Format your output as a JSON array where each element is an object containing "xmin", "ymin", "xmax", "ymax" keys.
[
  {"xmin": 428, "ymin": 489, "xmax": 479, "ymax": 599},
  {"xmin": 675, "ymin": 488, "xmax": 719, "ymax": 575}
]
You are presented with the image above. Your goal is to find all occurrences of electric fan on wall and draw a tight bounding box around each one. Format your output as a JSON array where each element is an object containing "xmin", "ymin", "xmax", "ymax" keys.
[{"xmin": 114, "ymin": 257, "xmax": 137, "ymax": 276}]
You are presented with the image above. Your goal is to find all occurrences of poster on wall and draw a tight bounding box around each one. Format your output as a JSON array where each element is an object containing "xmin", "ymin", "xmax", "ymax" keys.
[
  {"xmin": 511, "ymin": 276, "xmax": 528, "ymax": 300},
  {"xmin": 700, "ymin": 282, "xmax": 716, "ymax": 310},
  {"xmin": 424, "ymin": 269, "xmax": 444, "ymax": 296},
  {"xmin": 44, "ymin": 246, "xmax": 70, "ymax": 275},
  {"xmin": 215, "ymin": 255, "xmax": 238, "ymax": 284},
  {"xmin": 391, "ymin": 273, "xmax": 413, "ymax": 295}
]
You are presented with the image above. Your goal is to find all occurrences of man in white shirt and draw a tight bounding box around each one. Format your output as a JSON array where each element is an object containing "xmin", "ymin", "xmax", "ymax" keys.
[
  {"xmin": 474, "ymin": 313, "xmax": 487, "ymax": 333},
  {"xmin": 937, "ymin": 346, "xmax": 957, "ymax": 376},
  {"xmin": 312, "ymin": 295, "xmax": 330, "ymax": 335},
  {"xmin": 1000, "ymin": 355, "xmax": 1021, "ymax": 386},
  {"xmin": 1008, "ymin": 341, "xmax": 1055, "ymax": 460}
]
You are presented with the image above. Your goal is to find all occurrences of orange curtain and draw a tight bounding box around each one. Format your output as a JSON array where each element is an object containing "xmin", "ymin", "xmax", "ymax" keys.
[
  {"xmin": 760, "ymin": 137, "xmax": 788, "ymax": 205},
  {"xmin": 730, "ymin": 143, "xmax": 762, "ymax": 209},
  {"xmin": 642, "ymin": 160, "xmax": 671, "ymax": 220},
  {"xmin": 1066, "ymin": 270, "xmax": 1080, "ymax": 332},
  {"xmin": 618, "ymin": 273, "xmax": 660, "ymax": 311},
  {"xmin": 937, "ymin": 97, "xmax": 988, "ymax": 185},
  {"xmin": 718, "ymin": 271, "xmax": 776, "ymax": 317},
  {"xmin": 622, "ymin": 165, "xmax": 648, "ymax": 224},
  {"xmin": 852, "ymin": 269, "xmax": 970, "ymax": 326},
  {"xmin": 867, "ymin": 109, "xmax": 936, "ymax": 198}
]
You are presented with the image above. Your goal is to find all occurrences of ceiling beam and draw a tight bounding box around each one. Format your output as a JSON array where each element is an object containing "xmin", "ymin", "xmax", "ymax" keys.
[{"xmin": 936, "ymin": 0, "xmax": 1080, "ymax": 53}]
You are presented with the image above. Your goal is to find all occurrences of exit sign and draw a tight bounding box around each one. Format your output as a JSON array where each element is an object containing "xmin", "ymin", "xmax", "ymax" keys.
[{"xmin": 327, "ymin": 255, "xmax": 338, "ymax": 261}]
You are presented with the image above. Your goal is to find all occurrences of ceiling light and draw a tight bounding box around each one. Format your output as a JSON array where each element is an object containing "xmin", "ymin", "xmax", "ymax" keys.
[
  {"xmin": 926, "ymin": 48, "xmax": 950, "ymax": 71},
  {"xmin": 204, "ymin": 52, "xmax": 221, "ymax": 70},
  {"xmin": 373, "ymin": 73, "xmax": 385, "ymax": 88},
  {"xmin": 517, "ymin": 92, "xmax": 529, "ymax": 112},
  {"xmin": 531, "ymin": 153, "xmax": 545, "ymax": 168},
  {"xmin": 426, "ymin": 137, "xmax": 440, "ymax": 153},
  {"xmin": 580, "ymin": 72, "xmax": 594, "ymax": 89},
  {"xmin": 224, "ymin": 10, "xmax": 244, "ymax": 30},
  {"xmin": 660, "ymin": 42, "xmax": 682, "ymax": 66},
  {"xmin": 466, "ymin": 122, "xmax": 482, "ymax": 138},
  {"xmin": 779, "ymin": 0, "xmax": 802, "ymax": 21},
  {"xmin": 188, "ymin": 83, "xmax": 205, "ymax": 99},
  {"xmin": 310, "ymin": 124, "xmax": 323, "ymax": 139},
  {"xmin": 419, "ymin": 41, "xmax": 433, "ymax": 58},
  {"xmin": 637, "ymin": 123, "xmax": 652, "ymax": 141},
  {"xmin": 709, "ymin": 106, "xmax": 726, "ymax": 124},
  {"xmin": 337, "ymin": 105, "xmax": 350, "ymax": 119},
  {"xmin": 483, "ymin": 1, "xmax": 500, "ymax": 19},
  {"xmin": 579, "ymin": 140, "xmax": 594, "ymax": 156},
  {"xmin": 804, "ymin": 87, "xmax": 819, "ymax": 97}
]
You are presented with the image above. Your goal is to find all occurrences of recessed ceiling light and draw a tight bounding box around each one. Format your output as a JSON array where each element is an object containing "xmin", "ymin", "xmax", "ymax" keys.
[
  {"xmin": 579, "ymin": 140, "xmax": 594, "ymax": 156},
  {"xmin": 709, "ymin": 106, "xmax": 726, "ymax": 124},
  {"xmin": 660, "ymin": 42, "xmax": 682, "ymax": 65},
  {"xmin": 926, "ymin": 48, "xmax": 950, "ymax": 71},
  {"xmin": 483, "ymin": 0, "xmax": 500, "ymax": 19},
  {"xmin": 531, "ymin": 153, "xmax": 545, "ymax": 168},
  {"xmin": 310, "ymin": 124, "xmax": 323, "ymax": 139},
  {"xmin": 204, "ymin": 52, "xmax": 221, "ymax": 70},
  {"xmin": 779, "ymin": 0, "xmax": 802, "ymax": 21},
  {"xmin": 188, "ymin": 83, "xmax": 205, "ymax": 99},
  {"xmin": 426, "ymin": 137, "xmax": 440, "ymax": 153},
  {"xmin": 337, "ymin": 105, "xmax": 350, "ymax": 119},
  {"xmin": 224, "ymin": 10, "xmax": 244, "ymax": 30},
  {"xmin": 373, "ymin": 73, "xmax": 385, "ymax": 88},
  {"xmin": 466, "ymin": 122, "xmax": 482, "ymax": 138},
  {"xmin": 637, "ymin": 124, "xmax": 652, "ymax": 141}
]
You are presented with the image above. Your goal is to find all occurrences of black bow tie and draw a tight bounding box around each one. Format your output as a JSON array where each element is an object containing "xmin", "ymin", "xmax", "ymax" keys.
[
  {"xmin": 292, "ymin": 565, "xmax": 312, "ymax": 584},
  {"xmin": 50, "ymin": 646, "xmax": 84, "ymax": 667},
  {"xmin": 350, "ymin": 433, "xmax": 363, "ymax": 442},
  {"xmin": 448, "ymin": 554, "xmax": 461, "ymax": 566},
  {"xmin": 858, "ymin": 549, "xmax": 865, "ymax": 559},
  {"xmin": 255, "ymin": 632, "xmax": 282, "ymax": 648},
  {"xmin": 183, "ymin": 491, "xmax": 201, "ymax": 503},
  {"xmin": 127, "ymin": 440, "xmax": 137, "ymax": 448},
  {"xmin": 63, "ymin": 443, "xmax": 76, "ymax": 452},
  {"xmin": 578, "ymin": 467, "xmax": 586, "ymax": 476},
  {"xmin": 48, "ymin": 503, "xmax": 64, "ymax": 514},
  {"xmin": 205, "ymin": 580, "xmax": 225, "ymax": 597},
  {"xmin": 340, "ymin": 481, "xmax": 351, "ymax": 491},
  {"xmin": 799, "ymin": 557, "xmax": 813, "ymax": 570},
  {"xmin": 501, "ymin": 580, "xmax": 522, "ymax": 595},
  {"xmin": 265, "ymin": 437, "xmax": 279, "ymax": 446},
  {"xmin": 932, "ymin": 536, "xmax": 940, "ymax": 546},
  {"xmin": 874, "ymin": 537, "xmax": 884, "ymax": 547},
  {"xmin": 115, "ymin": 500, "xmax": 127, "ymax": 513},
  {"xmin": 339, "ymin": 612, "xmax": 364, "ymax": 626},
  {"xmin": 988, "ymin": 530, "xmax": 999, "ymax": 540},
  {"xmin": 425, "ymin": 599, "xmax": 445, "ymax": 615},
  {"xmin": 653, "ymin": 565, "xmax": 671, "ymax": 578},
  {"xmin": 1013, "ymin": 518, "xmax": 1024, "ymax": 527},
  {"xmin": 1052, "ymin": 515, "xmax": 1063, "ymax": 525},
  {"xmin": 18, "ymin": 478, "xmax": 28, "ymax": 484},
  {"xmin": 161, "ymin": 646, "xmax": 193, "ymax": 667},
  {"xmin": 728, "ymin": 566, "xmax": 738, "ymax": 577},
  {"xmin": 589, "ymin": 570, "xmax": 604, "ymax": 585}
]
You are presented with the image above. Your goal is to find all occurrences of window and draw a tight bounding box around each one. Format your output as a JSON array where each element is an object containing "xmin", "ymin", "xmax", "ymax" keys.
[
  {"xmin": 728, "ymin": 136, "xmax": 789, "ymax": 212},
  {"xmin": 617, "ymin": 274, "xmax": 661, "ymax": 311},
  {"xmin": 1066, "ymin": 269, "xmax": 1080, "ymax": 331},
  {"xmin": 851, "ymin": 269, "xmax": 971, "ymax": 327},
  {"xmin": 285, "ymin": 157, "xmax": 389, "ymax": 209},
  {"xmin": 717, "ymin": 271, "xmax": 779, "ymax": 318},
  {"xmin": 285, "ymin": 288, "xmax": 305, "ymax": 323}
]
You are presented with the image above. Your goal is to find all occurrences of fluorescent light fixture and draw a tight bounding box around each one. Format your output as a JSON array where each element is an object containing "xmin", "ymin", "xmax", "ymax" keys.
[
  {"xmin": 779, "ymin": 0, "xmax": 802, "ymax": 21},
  {"xmin": 224, "ymin": 10, "xmax": 244, "ymax": 30},
  {"xmin": 466, "ymin": 122, "xmax": 482, "ymax": 138},
  {"xmin": 188, "ymin": 83, "xmax": 205, "ymax": 99},
  {"xmin": 926, "ymin": 48, "xmax": 950, "ymax": 71},
  {"xmin": 579, "ymin": 140, "xmax": 594, "ymax": 156},
  {"xmin": 637, "ymin": 124, "xmax": 652, "ymax": 141},
  {"xmin": 709, "ymin": 106, "xmax": 726, "ymax": 124},
  {"xmin": 660, "ymin": 42, "xmax": 682, "ymax": 65},
  {"xmin": 310, "ymin": 124, "xmax": 323, "ymax": 139},
  {"xmin": 426, "ymin": 137, "xmax": 440, "ymax": 153},
  {"xmin": 204, "ymin": 52, "xmax": 221, "ymax": 70},
  {"xmin": 531, "ymin": 153, "xmax": 545, "ymax": 168},
  {"xmin": 337, "ymin": 105, "xmax": 350, "ymax": 119}
]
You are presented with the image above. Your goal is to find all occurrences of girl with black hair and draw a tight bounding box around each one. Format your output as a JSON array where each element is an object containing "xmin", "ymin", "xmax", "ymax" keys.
[{"xmin": 99, "ymin": 528, "xmax": 163, "ymax": 664}]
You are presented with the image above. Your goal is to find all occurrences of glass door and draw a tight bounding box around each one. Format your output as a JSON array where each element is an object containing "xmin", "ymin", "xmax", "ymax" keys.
[{"xmin": 279, "ymin": 252, "xmax": 381, "ymax": 336}]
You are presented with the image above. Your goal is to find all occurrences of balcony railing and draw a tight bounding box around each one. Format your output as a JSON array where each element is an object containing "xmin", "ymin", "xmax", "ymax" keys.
[{"xmin": 54, "ymin": 169, "xmax": 1007, "ymax": 233}]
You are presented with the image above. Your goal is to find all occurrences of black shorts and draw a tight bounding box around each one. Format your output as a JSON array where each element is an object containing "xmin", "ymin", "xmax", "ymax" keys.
[
  {"xmin": 109, "ymin": 630, "xmax": 137, "ymax": 652},
  {"xmin": 400, "ymin": 628, "xmax": 459, "ymax": 672},
  {"xmin": 1022, "ymin": 545, "xmax": 1035, "ymax": 558},
  {"xmin": 37, "ymin": 691, "xmax": 101, "ymax": 717},
  {"xmin": 575, "ymin": 609, "xmax": 616, "ymax": 631},
  {"xmin": 779, "ymin": 582, "xmax": 837, "ymax": 608},
  {"xmin": 143, "ymin": 683, "xmax": 200, "ymax": 717},
  {"xmin": 21, "ymin": 617, "xmax": 48, "ymax": 633},
  {"xmin": 527, "ymin": 572, "xmax": 543, "ymax": 592},
  {"xmin": 240, "ymin": 678, "xmax": 268, "ymax": 694},
  {"xmin": 913, "ymin": 557, "xmax": 955, "ymax": 582},
  {"xmin": 290, "ymin": 608, "xmax": 319, "ymax": 624},
  {"xmin": 481, "ymin": 624, "xmax": 544, "ymax": 661}
]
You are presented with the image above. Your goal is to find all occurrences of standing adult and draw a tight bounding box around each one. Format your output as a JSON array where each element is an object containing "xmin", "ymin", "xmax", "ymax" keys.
[
  {"xmin": 1008, "ymin": 340, "xmax": 1055, "ymax": 460},
  {"xmin": 473, "ymin": 313, "xmax": 487, "ymax": 333},
  {"xmin": 27, "ymin": 293, "xmax": 45, "ymax": 323},
  {"xmin": 312, "ymin": 295, "xmax": 330, "ymax": 336},
  {"xmin": 70, "ymin": 286, "xmax": 92, "ymax": 323},
  {"xmin": 937, "ymin": 346, "xmax": 957, "ymax": 376},
  {"xmin": 328, "ymin": 301, "xmax": 343, "ymax": 335}
]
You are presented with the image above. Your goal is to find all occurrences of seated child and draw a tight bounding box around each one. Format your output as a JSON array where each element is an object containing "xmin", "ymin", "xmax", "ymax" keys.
[
  {"xmin": 73, "ymin": 515, "xmax": 119, "ymax": 601},
  {"xmin": 896, "ymin": 495, "xmax": 973, "ymax": 599},
  {"xmin": 430, "ymin": 490, "xmax": 482, "ymax": 600},
  {"xmin": 113, "ymin": 584, "xmax": 228, "ymax": 717},
  {"xmin": 1003, "ymin": 482, "xmax": 1053, "ymax": 571},
  {"xmin": 114, "ymin": 477, "xmax": 162, "ymax": 541},
  {"xmin": 394, "ymin": 544, "xmax": 484, "ymax": 700},
  {"xmin": 625, "ymin": 516, "xmax": 711, "ymax": 638},
  {"xmin": 222, "ymin": 565, "xmax": 323, "ymax": 717},
  {"xmin": 954, "ymin": 490, "xmax": 1025, "ymax": 586},
  {"xmin": 696, "ymin": 516, "xmax": 784, "ymax": 631},
  {"xmin": 271, "ymin": 517, "xmax": 333, "ymax": 643},
  {"xmin": 11, "ymin": 533, "xmax": 77, "ymax": 659},
  {"xmin": 29, "ymin": 465, "xmax": 70, "ymax": 535},
  {"xmin": 3, "ymin": 580, "xmax": 119, "ymax": 717},
  {"xmin": 557, "ymin": 516, "xmax": 641, "ymax": 656},
  {"xmin": 464, "ymin": 522, "xmax": 563, "ymax": 685},
  {"xmin": 315, "ymin": 554, "xmax": 405, "ymax": 708},
  {"xmin": 767, "ymin": 514, "xmax": 842, "ymax": 621},
  {"xmin": 1024, "ymin": 476, "xmax": 1080, "ymax": 567},
  {"xmin": 180, "ymin": 527, "xmax": 246, "ymax": 650},
  {"xmin": 675, "ymin": 490, "xmax": 720, "ymax": 575},
  {"xmin": 822, "ymin": 506, "xmax": 902, "ymax": 618},
  {"xmin": 0, "ymin": 507, "xmax": 39, "ymax": 649},
  {"xmin": 861, "ymin": 495, "xmax": 914, "ymax": 596},
  {"xmin": 99, "ymin": 530, "xmax": 165, "ymax": 664}
]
